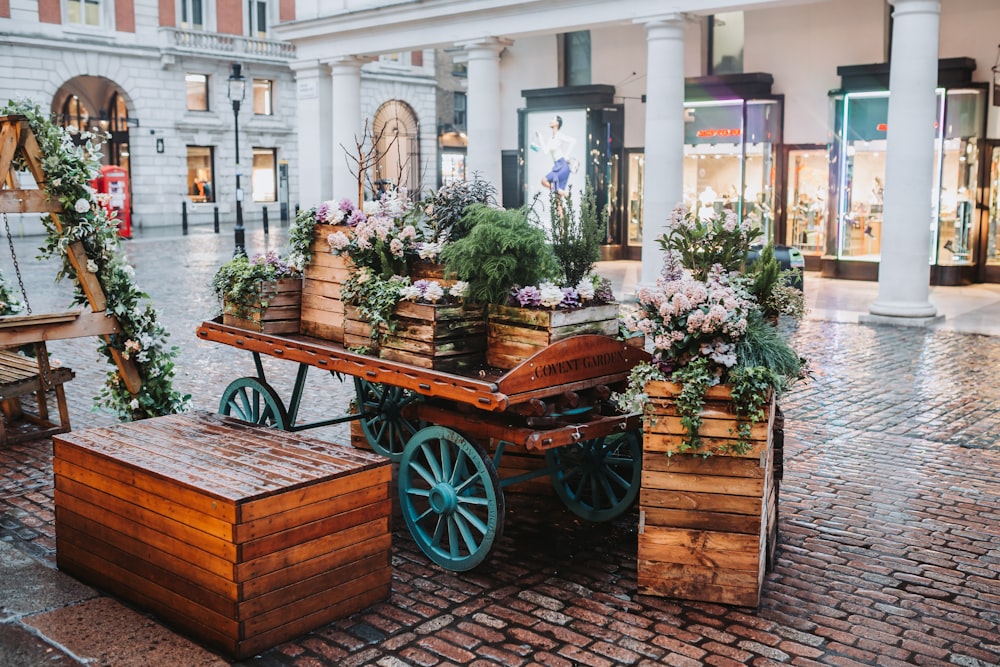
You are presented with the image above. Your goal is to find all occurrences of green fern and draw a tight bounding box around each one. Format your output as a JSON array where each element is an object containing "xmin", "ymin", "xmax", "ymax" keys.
[{"xmin": 440, "ymin": 204, "xmax": 559, "ymax": 305}]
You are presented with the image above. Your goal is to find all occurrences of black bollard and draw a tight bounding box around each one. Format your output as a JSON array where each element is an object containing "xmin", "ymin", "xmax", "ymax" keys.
[
  {"xmin": 213, "ymin": 206, "xmax": 220, "ymax": 233},
  {"xmin": 181, "ymin": 200, "xmax": 188, "ymax": 235},
  {"xmin": 262, "ymin": 207, "xmax": 269, "ymax": 235}
]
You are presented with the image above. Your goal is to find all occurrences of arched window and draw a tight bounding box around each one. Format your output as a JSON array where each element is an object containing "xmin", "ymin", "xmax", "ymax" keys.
[
  {"xmin": 371, "ymin": 100, "xmax": 420, "ymax": 195},
  {"xmin": 60, "ymin": 95, "xmax": 91, "ymax": 133}
]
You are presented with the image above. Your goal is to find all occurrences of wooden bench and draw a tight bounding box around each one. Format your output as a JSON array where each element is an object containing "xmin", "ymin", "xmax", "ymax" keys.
[
  {"xmin": 0, "ymin": 344, "xmax": 75, "ymax": 445},
  {"xmin": 52, "ymin": 411, "xmax": 393, "ymax": 659}
]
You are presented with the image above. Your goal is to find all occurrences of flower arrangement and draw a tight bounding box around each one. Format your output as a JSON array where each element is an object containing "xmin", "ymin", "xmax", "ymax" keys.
[
  {"xmin": 2, "ymin": 98, "xmax": 188, "ymax": 421},
  {"xmin": 614, "ymin": 205, "xmax": 806, "ymax": 456},
  {"xmin": 508, "ymin": 274, "xmax": 615, "ymax": 310},
  {"xmin": 211, "ymin": 250, "xmax": 302, "ymax": 319},
  {"xmin": 398, "ymin": 279, "xmax": 468, "ymax": 305},
  {"xmin": 0, "ymin": 268, "xmax": 24, "ymax": 316}
]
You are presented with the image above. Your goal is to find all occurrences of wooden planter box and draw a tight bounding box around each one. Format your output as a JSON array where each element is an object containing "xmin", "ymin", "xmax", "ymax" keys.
[
  {"xmin": 223, "ymin": 278, "xmax": 302, "ymax": 334},
  {"xmin": 52, "ymin": 411, "xmax": 392, "ymax": 660},
  {"xmin": 300, "ymin": 224, "xmax": 352, "ymax": 342},
  {"xmin": 638, "ymin": 380, "xmax": 777, "ymax": 608},
  {"xmin": 408, "ymin": 260, "xmax": 457, "ymax": 288},
  {"xmin": 486, "ymin": 303, "xmax": 619, "ymax": 369},
  {"xmin": 343, "ymin": 304, "xmax": 377, "ymax": 352},
  {"xmin": 380, "ymin": 301, "xmax": 485, "ymax": 373}
]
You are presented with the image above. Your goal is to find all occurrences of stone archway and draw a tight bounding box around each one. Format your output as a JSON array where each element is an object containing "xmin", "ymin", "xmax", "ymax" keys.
[
  {"xmin": 371, "ymin": 100, "xmax": 420, "ymax": 194},
  {"xmin": 52, "ymin": 76, "xmax": 133, "ymax": 171}
]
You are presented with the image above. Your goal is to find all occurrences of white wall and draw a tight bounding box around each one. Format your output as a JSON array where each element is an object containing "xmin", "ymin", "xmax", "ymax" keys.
[
  {"xmin": 499, "ymin": 35, "xmax": 558, "ymax": 150},
  {"xmin": 746, "ymin": 0, "xmax": 887, "ymax": 145}
]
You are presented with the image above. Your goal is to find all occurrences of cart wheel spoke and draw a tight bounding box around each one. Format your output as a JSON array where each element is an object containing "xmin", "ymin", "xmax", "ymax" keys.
[
  {"xmin": 399, "ymin": 426, "xmax": 504, "ymax": 571},
  {"xmin": 355, "ymin": 379, "xmax": 422, "ymax": 462},
  {"xmin": 219, "ymin": 377, "xmax": 290, "ymax": 430},
  {"xmin": 545, "ymin": 430, "xmax": 642, "ymax": 522}
]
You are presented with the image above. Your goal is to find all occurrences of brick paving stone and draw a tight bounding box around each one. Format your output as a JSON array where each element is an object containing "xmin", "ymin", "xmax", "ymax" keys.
[{"xmin": 3, "ymin": 232, "xmax": 1000, "ymax": 666}]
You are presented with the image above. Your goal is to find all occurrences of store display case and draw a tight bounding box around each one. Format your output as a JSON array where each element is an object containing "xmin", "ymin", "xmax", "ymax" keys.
[{"xmin": 682, "ymin": 97, "xmax": 781, "ymax": 243}]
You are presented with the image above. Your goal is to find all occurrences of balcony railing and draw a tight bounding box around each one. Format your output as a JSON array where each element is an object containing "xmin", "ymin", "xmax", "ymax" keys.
[{"xmin": 161, "ymin": 28, "xmax": 296, "ymax": 62}]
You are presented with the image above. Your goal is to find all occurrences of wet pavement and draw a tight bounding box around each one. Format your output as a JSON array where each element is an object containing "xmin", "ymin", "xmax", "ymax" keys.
[{"xmin": 1, "ymin": 224, "xmax": 999, "ymax": 666}]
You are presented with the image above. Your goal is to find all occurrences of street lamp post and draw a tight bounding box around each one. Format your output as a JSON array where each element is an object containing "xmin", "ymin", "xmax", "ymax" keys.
[{"xmin": 227, "ymin": 63, "xmax": 247, "ymax": 257}]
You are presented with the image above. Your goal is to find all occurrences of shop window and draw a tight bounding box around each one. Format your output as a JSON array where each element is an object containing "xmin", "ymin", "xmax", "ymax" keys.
[
  {"xmin": 253, "ymin": 79, "xmax": 273, "ymax": 115},
  {"xmin": 784, "ymin": 148, "xmax": 828, "ymax": 256},
  {"xmin": 563, "ymin": 31, "xmax": 591, "ymax": 86},
  {"xmin": 987, "ymin": 146, "xmax": 1000, "ymax": 267},
  {"xmin": 252, "ymin": 148, "xmax": 277, "ymax": 202},
  {"xmin": 708, "ymin": 12, "xmax": 744, "ymax": 75},
  {"xmin": 187, "ymin": 146, "xmax": 215, "ymax": 203},
  {"xmin": 626, "ymin": 150, "xmax": 644, "ymax": 248},
  {"xmin": 66, "ymin": 0, "xmax": 100, "ymax": 26},
  {"xmin": 186, "ymin": 74, "xmax": 209, "ymax": 111},
  {"xmin": 372, "ymin": 100, "xmax": 420, "ymax": 194},
  {"xmin": 248, "ymin": 0, "xmax": 267, "ymax": 38},
  {"xmin": 181, "ymin": 0, "xmax": 204, "ymax": 30},
  {"xmin": 453, "ymin": 92, "xmax": 466, "ymax": 129}
]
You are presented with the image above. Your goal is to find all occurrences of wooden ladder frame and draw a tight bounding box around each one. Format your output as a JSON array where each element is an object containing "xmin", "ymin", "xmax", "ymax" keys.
[{"xmin": 0, "ymin": 113, "xmax": 141, "ymax": 443}]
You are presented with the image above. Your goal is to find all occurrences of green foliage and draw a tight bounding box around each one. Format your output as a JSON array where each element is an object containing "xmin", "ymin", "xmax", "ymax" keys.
[
  {"xmin": 747, "ymin": 244, "xmax": 781, "ymax": 308},
  {"xmin": 341, "ymin": 272, "xmax": 410, "ymax": 351},
  {"xmin": 211, "ymin": 252, "xmax": 301, "ymax": 319},
  {"xmin": 421, "ymin": 175, "xmax": 497, "ymax": 244},
  {"xmin": 656, "ymin": 207, "xmax": 760, "ymax": 280},
  {"xmin": 440, "ymin": 204, "xmax": 559, "ymax": 305},
  {"xmin": 0, "ymin": 267, "xmax": 24, "ymax": 316},
  {"xmin": 3, "ymin": 98, "xmax": 189, "ymax": 421},
  {"xmin": 287, "ymin": 206, "xmax": 319, "ymax": 269},
  {"xmin": 546, "ymin": 184, "xmax": 604, "ymax": 287},
  {"xmin": 734, "ymin": 312, "xmax": 806, "ymax": 386}
]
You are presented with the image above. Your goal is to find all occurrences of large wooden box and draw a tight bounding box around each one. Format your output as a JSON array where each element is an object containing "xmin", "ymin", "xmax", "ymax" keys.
[
  {"xmin": 380, "ymin": 301, "xmax": 486, "ymax": 373},
  {"xmin": 300, "ymin": 224, "xmax": 352, "ymax": 342},
  {"xmin": 223, "ymin": 278, "xmax": 302, "ymax": 334},
  {"xmin": 52, "ymin": 411, "xmax": 392, "ymax": 659},
  {"xmin": 638, "ymin": 381, "xmax": 776, "ymax": 608},
  {"xmin": 486, "ymin": 303, "xmax": 619, "ymax": 369}
]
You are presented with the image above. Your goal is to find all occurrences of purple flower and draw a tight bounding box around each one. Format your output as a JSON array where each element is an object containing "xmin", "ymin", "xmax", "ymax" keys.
[
  {"xmin": 513, "ymin": 285, "xmax": 542, "ymax": 307},
  {"xmin": 347, "ymin": 209, "xmax": 366, "ymax": 226},
  {"xmin": 559, "ymin": 287, "xmax": 581, "ymax": 309}
]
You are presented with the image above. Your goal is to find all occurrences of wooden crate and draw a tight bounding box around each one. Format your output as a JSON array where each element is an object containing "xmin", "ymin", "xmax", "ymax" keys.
[
  {"xmin": 52, "ymin": 411, "xmax": 392, "ymax": 660},
  {"xmin": 343, "ymin": 304, "xmax": 377, "ymax": 352},
  {"xmin": 486, "ymin": 303, "xmax": 619, "ymax": 369},
  {"xmin": 223, "ymin": 278, "xmax": 302, "ymax": 335},
  {"xmin": 380, "ymin": 301, "xmax": 486, "ymax": 373},
  {"xmin": 300, "ymin": 224, "xmax": 352, "ymax": 342},
  {"xmin": 637, "ymin": 381, "xmax": 776, "ymax": 607}
]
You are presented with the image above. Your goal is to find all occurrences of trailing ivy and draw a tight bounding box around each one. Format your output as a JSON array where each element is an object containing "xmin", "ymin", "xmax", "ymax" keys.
[{"xmin": 3, "ymin": 99, "xmax": 189, "ymax": 420}]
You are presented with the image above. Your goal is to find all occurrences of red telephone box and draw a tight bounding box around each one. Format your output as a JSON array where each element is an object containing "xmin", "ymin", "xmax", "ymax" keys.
[{"xmin": 92, "ymin": 165, "xmax": 132, "ymax": 238}]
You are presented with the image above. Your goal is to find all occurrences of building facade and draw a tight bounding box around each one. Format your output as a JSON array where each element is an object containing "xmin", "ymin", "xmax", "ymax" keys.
[
  {"xmin": 0, "ymin": 0, "xmax": 440, "ymax": 236},
  {"xmin": 277, "ymin": 0, "xmax": 1000, "ymax": 324}
]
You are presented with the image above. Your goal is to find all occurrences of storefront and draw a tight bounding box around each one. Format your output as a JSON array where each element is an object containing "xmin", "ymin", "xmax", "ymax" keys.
[
  {"xmin": 517, "ymin": 86, "xmax": 624, "ymax": 259},
  {"xmin": 623, "ymin": 74, "xmax": 783, "ymax": 260},
  {"xmin": 824, "ymin": 60, "xmax": 987, "ymax": 285}
]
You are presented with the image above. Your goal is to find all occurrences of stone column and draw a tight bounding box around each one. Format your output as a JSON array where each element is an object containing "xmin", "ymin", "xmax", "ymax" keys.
[
  {"xmin": 636, "ymin": 15, "xmax": 686, "ymax": 288},
  {"xmin": 457, "ymin": 37, "xmax": 511, "ymax": 200},
  {"xmin": 865, "ymin": 0, "xmax": 942, "ymax": 324},
  {"xmin": 326, "ymin": 55, "xmax": 371, "ymax": 203},
  {"xmin": 290, "ymin": 60, "xmax": 332, "ymax": 205}
]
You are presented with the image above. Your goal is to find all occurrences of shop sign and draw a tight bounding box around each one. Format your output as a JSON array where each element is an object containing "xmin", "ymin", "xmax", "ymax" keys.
[{"xmin": 696, "ymin": 129, "xmax": 742, "ymax": 138}]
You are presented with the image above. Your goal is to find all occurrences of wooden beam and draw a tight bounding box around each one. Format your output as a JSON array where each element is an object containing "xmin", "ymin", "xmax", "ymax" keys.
[
  {"xmin": 0, "ymin": 310, "xmax": 121, "ymax": 345},
  {"xmin": 0, "ymin": 121, "xmax": 19, "ymax": 181},
  {"xmin": 0, "ymin": 189, "xmax": 63, "ymax": 213}
]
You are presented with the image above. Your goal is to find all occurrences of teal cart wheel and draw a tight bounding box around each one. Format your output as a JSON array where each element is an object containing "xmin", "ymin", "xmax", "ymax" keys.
[
  {"xmin": 399, "ymin": 426, "xmax": 505, "ymax": 572},
  {"xmin": 354, "ymin": 378, "xmax": 421, "ymax": 462},
  {"xmin": 219, "ymin": 377, "xmax": 290, "ymax": 430},
  {"xmin": 545, "ymin": 429, "xmax": 642, "ymax": 522}
]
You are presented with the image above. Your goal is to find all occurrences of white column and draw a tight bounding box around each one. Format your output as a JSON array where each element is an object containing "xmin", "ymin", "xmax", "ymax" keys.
[
  {"xmin": 866, "ymin": 0, "xmax": 942, "ymax": 323},
  {"xmin": 290, "ymin": 60, "xmax": 332, "ymax": 206},
  {"xmin": 458, "ymin": 37, "xmax": 511, "ymax": 199},
  {"xmin": 637, "ymin": 15, "xmax": 686, "ymax": 288},
  {"xmin": 327, "ymin": 55, "xmax": 371, "ymax": 202}
]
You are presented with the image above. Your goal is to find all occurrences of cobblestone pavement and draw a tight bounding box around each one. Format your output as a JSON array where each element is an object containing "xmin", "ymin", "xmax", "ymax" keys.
[{"xmin": 1, "ymin": 228, "xmax": 999, "ymax": 666}]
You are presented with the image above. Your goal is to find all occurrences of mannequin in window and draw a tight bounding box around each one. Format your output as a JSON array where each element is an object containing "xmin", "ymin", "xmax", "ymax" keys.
[{"xmin": 532, "ymin": 116, "xmax": 576, "ymax": 198}]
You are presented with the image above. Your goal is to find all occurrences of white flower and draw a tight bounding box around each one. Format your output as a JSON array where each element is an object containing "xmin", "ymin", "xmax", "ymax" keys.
[
  {"xmin": 539, "ymin": 282, "xmax": 564, "ymax": 309},
  {"xmin": 576, "ymin": 277, "xmax": 596, "ymax": 301},
  {"xmin": 86, "ymin": 259, "xmax": 99, "ymax": 273},
  {"xmin": 363, "ymin": 201, "xmax": 382, "ymax": 216},
  {"xmin": 423, "ymin": 281, "xmax": 445, "ymax": 303},
  {"xmin": 399, "ymin": 284, "xmax": 422, "ymax": 302},
  {"xmin": 449, "ymin": 281, "xmax": 469, "ymax": 299},
  {"xmin": 418, "ymin": 241, "xmax": 443, "ymax": 261},
  {"xmin": 74, "ymin": 198, "xmax": 91, "ymax": 213},
  {"xmin": 129, "ymin": 398, "xmax": 140, "ymax": 410},
  {"xmin": 327, "ymin": 231, "xmax": 351, "ymax": 252}
]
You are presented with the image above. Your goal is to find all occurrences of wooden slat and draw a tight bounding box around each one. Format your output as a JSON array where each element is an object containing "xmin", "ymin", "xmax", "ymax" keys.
[
  {"xmin": 0, "ymin": 309, "xmax": 120, "ymax": 345},
  {"xmin": 0, "ymin": 189, "xmax": 63, "ymax": 213}
]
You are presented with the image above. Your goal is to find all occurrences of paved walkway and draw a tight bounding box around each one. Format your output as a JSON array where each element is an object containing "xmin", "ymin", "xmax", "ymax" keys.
[{"xmin": 1, "ymin": 227, "xmax": 999, "ymax": 666}]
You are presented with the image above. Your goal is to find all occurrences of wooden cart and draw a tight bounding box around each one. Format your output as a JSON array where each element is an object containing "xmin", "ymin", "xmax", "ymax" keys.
[{"xmin": 197, "ymin": 318, "xmax": 650, "ymax": 572}]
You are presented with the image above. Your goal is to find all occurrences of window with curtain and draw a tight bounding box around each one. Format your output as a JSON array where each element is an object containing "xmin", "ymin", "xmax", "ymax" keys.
[
  {"xmin": 186, "ymin": 74, "xmax": 209, "ymax": 111},
  {"xmin": 253, "ymin": 80, "xmax": 273, "ymax": 115},
  {"xmin": 248, "ymin": 0, "xmax": 267, "ymax": 38},
  {"xmin": 181, "ymin": 0, "xmax": 204, "ymax": 30},
  {"xmin": 252, "ymin": 148, "xmax": 277, "ymax": 202},
  {"xmin": 66, "ymin": 0, "xmax": 100, "ymax": 26}
]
